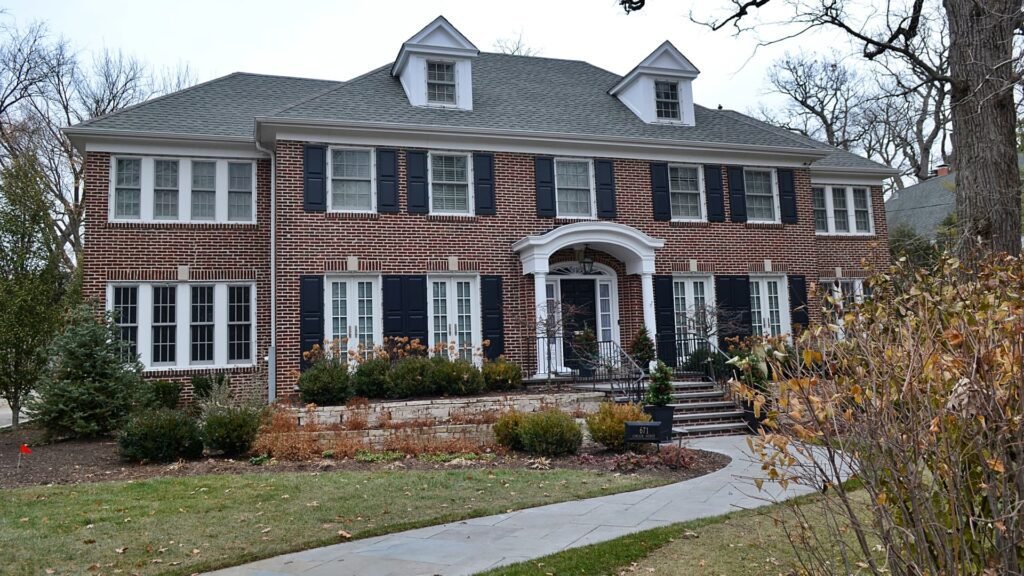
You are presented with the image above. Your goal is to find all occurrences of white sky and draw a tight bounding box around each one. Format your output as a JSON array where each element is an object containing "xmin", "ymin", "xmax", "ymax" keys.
[{"xmin": 4, "ymin": 0, "xmax": 848, "ymax": 113}]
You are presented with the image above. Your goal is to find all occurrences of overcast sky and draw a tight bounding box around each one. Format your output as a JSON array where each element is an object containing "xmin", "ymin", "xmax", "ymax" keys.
[{"xmin": 4, "ymin": 0, "xmax": 848, "ymax": 114}]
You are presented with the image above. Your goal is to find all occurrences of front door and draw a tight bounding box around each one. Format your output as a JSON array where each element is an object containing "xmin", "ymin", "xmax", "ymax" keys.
[{"xmin": 560, "ymin": 279, "xmax": 597, "ymax": 370}]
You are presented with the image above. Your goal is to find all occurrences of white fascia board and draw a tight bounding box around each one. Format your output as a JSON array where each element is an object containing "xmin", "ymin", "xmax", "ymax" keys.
[
  {"xmin": 811, "ymin": 166, "xmax": 900, "ymax": 182},
  {"xmin": 73, "ymin": 133, "xmax": 265, "ymax": 159}
]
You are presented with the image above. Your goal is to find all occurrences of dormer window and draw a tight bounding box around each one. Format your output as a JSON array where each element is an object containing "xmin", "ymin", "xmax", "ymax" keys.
[
  {"xmin": 427, "ymin": 62, "xmax": 456, "ymax": 105},
  {"xmin": 655, "ymin": 81, "xmax": 680, "ymax": 120}
]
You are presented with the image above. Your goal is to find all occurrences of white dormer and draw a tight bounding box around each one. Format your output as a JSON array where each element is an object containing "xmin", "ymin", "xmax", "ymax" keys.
[
  {"xmin": 391, "ymin": 16, "xmax": 479, "ymax": 111},
  {"xmin": 609, "ymin": 41, "xmax": 699, "ymax": 126}
]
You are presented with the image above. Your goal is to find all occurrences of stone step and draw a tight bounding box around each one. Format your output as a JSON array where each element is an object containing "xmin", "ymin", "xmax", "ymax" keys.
[
  {"xmin": 673, "ymin": 409, "xmax": 745, "ymax": 422},
  {"xmin": 669, "ymin": 390, "xmax": 726, "ymax": 402},
  {"xmin": 672, "ymin": 421, "xmax": 749, "ymax": 437},
  {"xmin": 670, "ymin": 380, "xmax": 719, "ymax": 391},
  {"xmin": 671, "ymin": 400, "xmax": 738, "ymax": 412}
]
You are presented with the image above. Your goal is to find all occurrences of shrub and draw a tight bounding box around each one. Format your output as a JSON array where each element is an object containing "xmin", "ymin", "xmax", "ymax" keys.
[
  {"xmin": 493, "ymin": 410, "xmax": 525, "ymax": 451},
  {"xmin": 251, "ymin": 408, "xmax": 322, "ymax": 461},
  {"xmin": 27, "ymin": 306, "xmax": 142, "ymax": 440},
  {"xmin": 645, "ymin": 361, "xmax": 674, "ymax": 406},
  {"xmin": 428, "ymin": 356, "xmax": 484, "ymax": 396},
  {"xmin": 190, "ymin": 373, "xmax": 228, "ymax": 401},
  {"xmin": 351, "ymin": 357, "xmax": 391, "ymax": 398},
  {"xmin": 118, "ymin": 409, "xmax": 203, "ymax": 463},
  {"xmin": 203, "ymin": 405, "xmax": 264, "ymax": 456},
  {"xmin": 298, "ymin": 359, "xmax": 351, "ymax": 405},
  {"xmin": 628, "ymin": 327, "xmax": 656, "ymax": 370},
  {"xmin": 585, "ymin": 402, "xmax": 651, "ymax": 451},
  {"xmin": 682, "ymin": 347, "xmax": 731, "ymax": 380},
  {"xmin": 518, "ymin": 409, "xmax": 583, "ymax": 456},
  {"xmin": 387, "ymin": 356, "xmax": 435, "ymax": 398},
  {"xmin": 136, "ymin": 379, "xmax": 181, "ymax": 410},
  {"xmin": 482, "ymin": 357, "xmax": 523, "ymax": 391}
]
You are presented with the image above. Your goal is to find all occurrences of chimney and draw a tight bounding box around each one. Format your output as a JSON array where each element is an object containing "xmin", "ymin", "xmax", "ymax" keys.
[{"xmin": 935, "ymin": 163, "xmax": 950, "ymax": 177}]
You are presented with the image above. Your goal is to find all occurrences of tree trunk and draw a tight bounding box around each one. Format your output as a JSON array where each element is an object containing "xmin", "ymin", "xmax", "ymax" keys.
[
  {"xmin": 10, "ymin": 399, "xmax": 20, "ymax": 430},
  {"xmin": 944, "ymin": 0, "xmax": 1023, "ymax": 259}
]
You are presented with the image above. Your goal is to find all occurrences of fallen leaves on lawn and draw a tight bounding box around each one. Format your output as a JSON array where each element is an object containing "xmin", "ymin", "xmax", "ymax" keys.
[{"xmin": 337, "ymin": 530, "xmax": 352, "ymax": 539}]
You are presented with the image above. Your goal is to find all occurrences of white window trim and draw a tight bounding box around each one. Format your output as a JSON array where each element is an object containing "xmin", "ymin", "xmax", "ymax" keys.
[
  {"xmin": 743, "ymin": 167, "xmax": 782, "ymax": 224},
  {"xmin": 671, "ymin": 274, "xmax": 717, "ymax": 346},
  {"xmin": 668, "ymin": 163, "xmax": 706, "ymax": 222},
  {"xmin": 553, "ymin": 157, "xmax": 597, "ymax": 219},
  {"xmin": 427, "ymin": 150, "xmax": 474, "ymax": 216},
  {"xmin": 427, "ymin": 274, "xmax": 482, "ymax": 363},
  {"xmin": 226, "ymin": 161, "xmax": 257, "ymax": 223},
  {"xmin": 322, "ymin": 275, "xmax": 384, "ymax": 358},
  {"xmin": 424, "ymin": 59, "xmax": 458, "ymax": 108},
  {"xmin": 326, "ymin": 146, "xmax": 377, "ymax": 214},
  {"xmin": 105, "ymin": 282, "xmax": 257, "ymax": 371},
  {"xmin": 748, "ymin": 274, "xmax": 791, "ymax": 338},
  {"xmin": 189, "ymin": 160, "xmax": 218, "ymax": 221},
  {"xmin": 812, "ymin": 184, "xmax": 875, "ymax": 236},
  {"xmin": 108, "ymin": 155, "xmax": 257, "ymax": 225},
  {"xmin": 653, "ymin": 78, "xmax": 684, "ymax": 124}
]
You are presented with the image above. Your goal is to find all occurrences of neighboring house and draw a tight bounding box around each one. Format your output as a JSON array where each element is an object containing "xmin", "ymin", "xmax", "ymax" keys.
[{"xmin": 65, "ymin": 16, "xmax": 895, "ymax": 400}]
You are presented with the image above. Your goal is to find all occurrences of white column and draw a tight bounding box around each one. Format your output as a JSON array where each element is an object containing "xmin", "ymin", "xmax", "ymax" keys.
[
  {"xmin": 533, "ymin": 271, "xmax": 548, "ymax": 377},
  {"xmin": 640, "ymin": 272, "xmax": 657, "ymax": 347}
]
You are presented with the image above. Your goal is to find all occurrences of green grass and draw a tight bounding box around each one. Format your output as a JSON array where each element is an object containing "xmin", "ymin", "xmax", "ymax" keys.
[
  {"xmin": 0, "ymin": 468, "xmax": 667, "ymax": 576},
  {"xmin": 482, "ymin": 490, "xmax": 879, "ymax": 576}
]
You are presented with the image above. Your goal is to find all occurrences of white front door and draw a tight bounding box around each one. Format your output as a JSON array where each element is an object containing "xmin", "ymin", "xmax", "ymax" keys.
[
  {"xmin": 325, "ymin": 276, "xmax": 380, "ymax": 357},
  {"xmin": 429, "ymin": 276, "xmax": 479, "ymax": 361},
  {"xmin": 749, "ymin": 276, "xmax": 790, "ymax": 337}
]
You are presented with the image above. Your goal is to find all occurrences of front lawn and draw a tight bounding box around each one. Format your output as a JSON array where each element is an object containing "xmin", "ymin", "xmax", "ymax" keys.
[{"xmin": 0, "ymin": 468, "xmax": 667, "ymax": 576}]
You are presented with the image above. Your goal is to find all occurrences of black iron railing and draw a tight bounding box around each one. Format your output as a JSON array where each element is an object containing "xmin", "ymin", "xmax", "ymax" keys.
[
  {"xmin": 656, "ymin": 333, "xmax": 735, "ymax": 383},
  {"xmin": 534, "ymin": 336, "xmax": 646, "ymax": 402}
]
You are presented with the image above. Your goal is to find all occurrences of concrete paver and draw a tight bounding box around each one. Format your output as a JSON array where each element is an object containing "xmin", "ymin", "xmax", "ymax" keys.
[{"xmin": 207, "ymin": 435, "xmax": 817, "ymax": 576}]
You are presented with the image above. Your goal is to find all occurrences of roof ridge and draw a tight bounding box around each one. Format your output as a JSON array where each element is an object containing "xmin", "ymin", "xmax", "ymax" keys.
[
  {"xmin": 268, "ymin": 62, "xmax": 393, "ymax": 118},
  {"xmin": 230, "ymin": 71, "xmax": 341, "ymax": 84}
]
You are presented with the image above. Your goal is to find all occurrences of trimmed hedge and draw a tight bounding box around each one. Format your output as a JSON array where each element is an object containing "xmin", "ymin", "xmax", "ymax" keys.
[
  {"xmin": 482, "ymin": 358, "xmax": 523, "ymax": 391},
  {"xmin": 203, "ymin": 406, "xmax": 264, "ymax": 456},
  {"xmin": 585, "ymin": 402, "xmax": 651, "ymax": 451},
  {"xmin": 518, "ymin": 409, "xmax": 583, "ymax": 456},
  {"xmin": 298, "ymin": 360, "xmax": 351, "ymax": 405},
  {"xmin": 118, "ymin": 410, "xmax": 203, "ymax": 463}
]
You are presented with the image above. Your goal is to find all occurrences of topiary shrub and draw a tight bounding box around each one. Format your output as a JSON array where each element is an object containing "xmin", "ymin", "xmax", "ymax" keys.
[
  {"xmin": 298, "ymin": 359, "xmax": 351, "ymax": 406},
  {"xmin": 203, "ymin": 405, "xmax": 264, "ymax": 456},
  {"xmin": 351, "ymin": 358, "xmax": 391, "ymax": 399},
  {"xmin": 118, "ymin": 409, "xmax": 204, "ymax": 463},
  {"xmin": 645, "ymin": 361, "xmax": 674, "ymax": 407},
  {"xmin": 27, "ymin": 306, "xmax": 142, "ymax": 440},
  {"xmin": 387, "ymin": 356, "xmax": 435, "ymax": 398},
  {"xmin": 585, "ymin": 402, "xmax": 651, "ymax": 451},
  {"xmin": 482, "ymin": 357, "xmax": 523, "ymax": 391},
  {"xmin": 136, "ymin": 379, "xmax": 181, "ymax": 410},
  {"xmin": 493, "ymin": 410, "xmax": 525, "ymax": 451},
  {"xmin": 628, "ymin": 327, "xmax": 656, "ymax": 371},
  {"xmin": 428, "ymin": 356, "xmax": 485, "ymax": 396},
  {"xmin": 518, "ymin": 409, "xmax": 583, "ymax": 456}
]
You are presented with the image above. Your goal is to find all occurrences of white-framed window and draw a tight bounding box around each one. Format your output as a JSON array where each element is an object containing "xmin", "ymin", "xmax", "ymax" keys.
[
  {"xmin": 828, "ymin": 278, "xmax": 871, "ymax": 310},
  {"xmin": 153, "ymin": 159, "xmax": 179, "ymax": 220},
  {"xmin": 743, "ymin": 168, "xmax": 780, "ymax": 223},
  {"xmin": 113, "ymin": 157, "xmax": 142, "ymax": 219},
  {"xmin": 669, "ymin": 164, "xmax": 704, "ymax": 220},
  {"xmin": 325, "ymin": 276, "xmax": 381, "ymax": 358},
  {"xmin": 749, "ymin": 276, "xmax": 790, "ymax": 337},
  {"xmin": 426, "ymin": 61, "xmax": 456, "ymax": 105},
  {"xmin": 107, "ymin": 282, "xmax": 256, "ymax": 371},
  {"xmin": 812, "ymin": 184, "xmax": 874, "ymax": 235},
  {"xmin": 329, "ymin": 147, "xmax": 375, "ymax": 212},
  {"xmin": 227, "ymin": 162, "xmax": 253, "ymax": 222},
  {"xmin": 429, "ymin": 152, "xmax": 472, "ymax": 214},
  {"xmin": 554, "ymin": 158, "xmax": 595, "ymax": 218},
  {"xmin": 654, "ymin": 80, "xmax": 681, "ymax": 120},
  {"xmin": 672, "ymin": 276, "xmax": 714, "ymax": 339},
  {"xmin": 190, "ymin": 161, "xmax": 217, "ymax": 220},
  {"xmin": 428, "ymin": 275, "xmax": 480, "ymax": 361}
]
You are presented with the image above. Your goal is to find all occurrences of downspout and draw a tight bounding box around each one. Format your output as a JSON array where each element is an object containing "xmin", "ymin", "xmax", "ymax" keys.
[{"xmin": 254, "ymin": 137, "xmax": 277, "ymax": 403}]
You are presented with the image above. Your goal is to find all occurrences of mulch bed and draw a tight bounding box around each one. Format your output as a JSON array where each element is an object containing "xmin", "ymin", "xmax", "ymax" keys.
[{"xmin": 1, "ymin": 425, "xmax": 731, "ymax": 489}]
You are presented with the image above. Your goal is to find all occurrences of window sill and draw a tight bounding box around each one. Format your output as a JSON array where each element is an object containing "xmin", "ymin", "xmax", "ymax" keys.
[
  {"xmin": 326, "ymin": 212, "xmax": 380, "ymax": 221},
  {"xmin": 106, "ymin": 221, "xmax": 258, "ymax": 229},
  {"xmin": 669, "ymin": 220, "xmax": 710, "ymax": 228},
  {"xmin": 426, "ymin": 213, "xmax": 478, "ymax": 223},
  {"xmin": 816, "ymin": 232, "xmax": 876, "ymax": 239},
  {"xmin": 142, "ymin": 364, "xmax": 257, "ymax": 376},
  {"xmin": 744, "ymin": 222, "xmax": 784, "ymax": 230}
]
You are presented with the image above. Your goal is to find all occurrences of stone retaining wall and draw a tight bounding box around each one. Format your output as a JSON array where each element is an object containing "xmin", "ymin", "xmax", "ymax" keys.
[{"xmin": 308, "ymin": 424, "xmax": 496, "ymax": 450}]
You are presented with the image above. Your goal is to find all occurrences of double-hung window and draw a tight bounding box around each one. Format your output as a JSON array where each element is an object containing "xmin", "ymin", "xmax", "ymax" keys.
[
  {"xmin": 429, "ymin": 276, "xmax": 478, "ymax": 361},
  {"xmin": 744, "ymin": 168, "xmax": 778, "ymax": 222},
  {"xmin": 112, "ymin": 286, "xmax": 139, "ymax": 360},
  {"xmin": 153, "ymin": 160, "xmax": 179, "ymax": 219},
  {"xmin": 190, "ymin": 286, "xmax": 215, "ymax": 365},
  {"xmin": 114, "ymin": 158, "xmax": 142, "ymax": 219},
  {"xmin": 327, "ymin": 277, "xmax": 379, "ymax": 358},
  {"xmin": 430, "ymin": 153, "xmax": 470, "ymax": 214},
  {"xmin": 330, "ymin": 148, "xmax": 373, "ymax": 211},
  {"xmin": 426, "ymin": 61, "xmax": 456, "ymax": 105},
  {"xmin": 749, "ymin": 277, "xmax": 790, "ymax": 337},
  {"xmin": 151, "ymin": 285, "xmax": 177, "ymax": 366},
  {"xmin": 669, "ymin": 165, "xmax": 703, "ymax": 220},
  {"xmin": 655, "ymin": 80, "xmax": 681, "ymax": 120},
  {"xmin": 191, "ymin": 161, "xmax": 217, "ymax": 220},
  {"xmin": 814, "ymin": 185, "xmax": 874, "ymax": 234},
  {"xmin": 227, "ymin": 162, "xmax": 253, "ymax": 222},
  {"xmin": 555, "ymin": 159, "xmax": 593, "ymax": 218}
]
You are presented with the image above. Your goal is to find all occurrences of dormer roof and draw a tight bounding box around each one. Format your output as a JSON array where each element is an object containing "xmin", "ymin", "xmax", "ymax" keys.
[
  {"xmin": 391, "ymin": 16, "xmax": 479, "ymax": 78},
  {"xmin": 609, "ymin": 41, "xmax": 699, "ymax": 96}
]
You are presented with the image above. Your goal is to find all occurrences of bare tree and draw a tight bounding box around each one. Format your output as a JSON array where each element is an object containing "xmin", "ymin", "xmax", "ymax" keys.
[{"xmin": 493, "ymin": 33, "xmax": 540, "ymax": 56}]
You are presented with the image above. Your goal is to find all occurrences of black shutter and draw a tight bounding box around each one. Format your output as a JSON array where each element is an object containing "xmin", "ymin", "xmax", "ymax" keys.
[
  {"xmin": 595, "ymin": 159, "xmax": 616, "ymax": 219},
  {"xmin": 303, "ymin": 144, "xmax": 326, "ymax": 212},
  {"xmin": 704, "ymin": 165, "xmax": 725, "ymax": 222},
  {"xmin": 480, "ymin": 276, "xmax": 504, "ymax": 360},
  {"xmin": 778, "ymin": 168, "xmax": 797, "ymax": 224},
  {"xmin": 299, "ymin": 276, "xmax": 324, "ymax": 371},
  {"xmin": 377, "ymin": 148, "xmax": 399, "ymax": 213},
  {"xmin": 726, "ymin": 166, "xmax": 747, "ymax": 223},
  {"xmin": 473, "ymin": 153, "xmax": 496, "ymax": 215},
  {"xmin": 715, "ymin": 275, "xmax": 752, "ymax": 343},
  {"xmin": 789, "ymin": 275, "xmax": 809, "ymax": 332},
  {"xmin": 654, "ymin": 275, "xmax": 677, "ymax": 368},
  {"xmin": 382, "ymin": 275, "xmax": 428, "ymax": 345},
  {"xmin": 382, "ymin": 276, "xmax": 404, "ymax": 338},
  {"xmin": 651, "ymin": 162, "xmax": 671, "ymax": 221},
  {"xmin": 406, "ymin": 151, "xmax": 428, "ymax": 214},
  {"xmin": 535, "ymin": 157, "xmax": 555, "ymax": 218}
]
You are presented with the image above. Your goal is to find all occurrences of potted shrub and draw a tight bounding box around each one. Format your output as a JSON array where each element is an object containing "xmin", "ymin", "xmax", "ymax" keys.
[
  {"xmin": 643, "ymin": 360, "xmax": 675, "ymax": 441},
  {"xmin": 628, "ymin": 327, "xmax": 656, "ymax": 372},
  {"xmin": 573, "ymin": 328, "xmax": 598, "ymax": 378}
]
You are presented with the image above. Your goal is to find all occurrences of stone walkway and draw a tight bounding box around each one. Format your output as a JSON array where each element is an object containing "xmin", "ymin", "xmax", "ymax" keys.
[
  {"xmin": 0, "ymin": 400, "xmax": 11, "ymax": 429},
  {"xmin": 209, "ymin": 435, "xmax": 816, "ymax": 576}
]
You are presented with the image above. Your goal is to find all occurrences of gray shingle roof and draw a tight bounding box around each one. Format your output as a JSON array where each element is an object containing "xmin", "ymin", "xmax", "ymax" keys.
[{"xmin": 884, "ymin": 174, "xmax": 955, "ymax": 238}]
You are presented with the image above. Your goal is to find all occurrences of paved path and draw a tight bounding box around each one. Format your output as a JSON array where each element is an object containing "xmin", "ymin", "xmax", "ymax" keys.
[
  {"xmin": 210, "ymin": 435, "xmax": 817, "ymax": 576},
  {"xmin": 0, "ymin": 400, "xmax": 11, "ymax": 429}
]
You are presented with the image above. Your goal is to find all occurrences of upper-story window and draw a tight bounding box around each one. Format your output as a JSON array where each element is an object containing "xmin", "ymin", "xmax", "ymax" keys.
[
  {"xmin": 190, "ymin": 161, "xmax": 216, "ymax": 220},
  {"xmin": 555, "ymin": 158, "xmax": 594, "ymax": 218},
  {"xmin": 429, "ymin": 152, "xmax": 471, "ymax": 214},
  {"xmin": 114, "ymin": 158, "xmax": 141, "ymax": 219},
  {"xmin": 812, "ymin": 184, "xmax": 874, "ymax": 235},
  {"xmin": 669, "ymin": 164, "xmax": 703, "ymax": 220},
  {"xmin": 655, "ymin": 81, "xmax": 680, "ymax": 120},
  {"xmin": 153, "ymin": 160, "xmax": 179, "ymax": 220},
  {"xmin": 743, "ymin": 168, "xmax": 779, "ymax": 223},
  {"xmin": 227, "ymin": 162, "xmax": 253, "ymax": 222},
  {"xmin": 329, "ymin": 148, "xmax": 374, "ymax": 212},
  {"xmin": 427, "ymin": 61, "xmax": 456, "ymax": 105}
]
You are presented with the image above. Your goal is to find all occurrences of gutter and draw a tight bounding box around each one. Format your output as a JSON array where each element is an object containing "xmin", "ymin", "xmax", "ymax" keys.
[{"xmin": 253, "ymin": 138, "xmax": 277, "ymax": 403}]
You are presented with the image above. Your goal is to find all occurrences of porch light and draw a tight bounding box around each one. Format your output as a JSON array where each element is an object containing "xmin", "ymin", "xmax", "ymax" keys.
[{"xmin": 577, "ymin": 244, "xmax": 595, "ymax": 274}]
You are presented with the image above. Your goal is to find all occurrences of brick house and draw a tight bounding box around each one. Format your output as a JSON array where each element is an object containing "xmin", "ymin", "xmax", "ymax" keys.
[{"xmin": 65, "ymin": 16, "xmax": 894, "ymax": 401}]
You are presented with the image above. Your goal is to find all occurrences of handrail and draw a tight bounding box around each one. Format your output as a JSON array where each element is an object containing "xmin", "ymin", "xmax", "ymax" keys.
[{"xmin": 536, "ymin": 336, "xmax": 646, "ymax": 403}]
